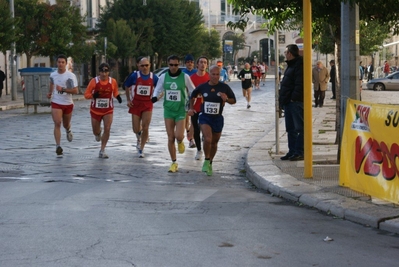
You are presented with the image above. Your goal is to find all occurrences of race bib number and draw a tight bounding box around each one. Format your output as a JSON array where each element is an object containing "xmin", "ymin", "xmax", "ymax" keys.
[
  {"xmin": 166, "ymin": 90, "xmax": 181, "ymax": 102},
  {"xmin": 244, "ymin": 73, "xmax": 252, "ymax": 79},
  {"xmin": 204, "ymin": 102, "xmax": 220, "ymax": 114},
  {"xmin": 137, "ymin": 85, "xmax": 151, "ymax": 96},
  {"xmin": 95, "ymin": 98, "xmax": 110, "ymax": 108}
]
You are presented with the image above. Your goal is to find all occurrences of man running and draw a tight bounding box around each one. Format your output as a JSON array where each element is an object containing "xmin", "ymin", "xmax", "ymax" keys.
[
  {"xmin": 189, "ymin": 56, "xmax": 210, "ymax": 160},
  {"xmin": 47, "ymin": 54, "xmax": 79, "ymax": 157},
  {"xmin": 238, "ymin": 63, "xmax": 253, "ymax": 109},
  {"xmin": 188, "ymin": 65, "xmax": 236, "ymax": 176},
  {"xmin": 182, "ymin": 54, "xmax": 197, "ymax": 148},
  {"xmin": 251, "ymin": 61, "xmax": 261, "ymax": 89},
  {"xmin": 152, "ymin": 55, "xmax": 195, "ymax": 173},
  {"xmin": 124, "ymin": 57, "xmax": 159, "ymax": 158},
  {"xmin": 84, "ymin": 63, "xmax": 122, "ymax": 158}
]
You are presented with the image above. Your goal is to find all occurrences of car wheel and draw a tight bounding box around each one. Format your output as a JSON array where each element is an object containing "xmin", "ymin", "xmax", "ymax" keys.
[{"xmin": 373, "ymin": 83, "xmax": 385, "ymax": 91}]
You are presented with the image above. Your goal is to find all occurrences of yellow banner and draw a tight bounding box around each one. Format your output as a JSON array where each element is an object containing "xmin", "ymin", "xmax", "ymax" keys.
[{"xmin": 340, "ymin": 99, "xmax": 399, "ymax": 203}]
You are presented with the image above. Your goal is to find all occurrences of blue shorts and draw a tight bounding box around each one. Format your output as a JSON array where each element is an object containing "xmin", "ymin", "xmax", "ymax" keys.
[{"xmin": 199, "ymin": 113, "xmax": 224, "ymax": 133}]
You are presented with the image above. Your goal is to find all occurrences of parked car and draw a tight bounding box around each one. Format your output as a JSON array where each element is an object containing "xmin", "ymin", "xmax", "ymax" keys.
[
  {"xmin": 366, "ymin": 71, "xmax": 399, "ymax": 91},
  {"xmin": 153, "ymin": 66, "xmax": 185, "ymax": 77}
]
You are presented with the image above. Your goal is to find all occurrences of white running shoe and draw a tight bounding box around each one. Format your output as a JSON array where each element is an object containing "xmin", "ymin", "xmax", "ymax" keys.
[
  {"xmin": 66, "ymin": 129, "xmax": 73, "ymax": 142},
  {"xmin": 138, "ymin": 150, "xmax": 145, "ymax": 158},
  {"xmin": 95, "ymin": 127, "xmax": 102, "ymax": 142},
  {"xmin": 195, "ymin": 150, "xmax": 202, "ymax": 160},
  {"xmin": 99, "ymin": 150, "xmax": 109, "ymax": 158}
]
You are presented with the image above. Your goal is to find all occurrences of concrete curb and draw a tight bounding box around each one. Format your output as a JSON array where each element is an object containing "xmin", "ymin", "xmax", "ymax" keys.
[{"xmin": 246, "ymin": 134, "xmax": 399, "ymax": 234}]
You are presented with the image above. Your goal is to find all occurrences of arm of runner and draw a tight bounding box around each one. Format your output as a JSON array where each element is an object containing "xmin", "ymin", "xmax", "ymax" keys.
[
  {"xmin": 184, "ymin": 74, "xmax": 196, "ymax": 94},
  {"xmin": 84, "ymin": 78, "xmax": 96, "ymax": 99},
  {"xmin": 152, "ymin": 74, "xmax": 165, "ymax": 101}
]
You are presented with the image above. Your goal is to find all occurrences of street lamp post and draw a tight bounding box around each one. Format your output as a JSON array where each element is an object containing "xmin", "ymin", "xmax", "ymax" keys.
[{"xmin": 10, "ymin": 0, "xmax": 17, "ymax": 101}]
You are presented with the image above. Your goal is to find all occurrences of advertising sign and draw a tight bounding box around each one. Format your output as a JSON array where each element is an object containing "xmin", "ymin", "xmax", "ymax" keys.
[{"xmin": 340, "ymin": 99, "xmax": 399, "ymax": 203}]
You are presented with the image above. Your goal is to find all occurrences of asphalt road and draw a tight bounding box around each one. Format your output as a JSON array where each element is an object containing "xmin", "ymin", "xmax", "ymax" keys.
[{"xmin": 1, "ymin": 79, "xmax": 399, "ymax": 267}]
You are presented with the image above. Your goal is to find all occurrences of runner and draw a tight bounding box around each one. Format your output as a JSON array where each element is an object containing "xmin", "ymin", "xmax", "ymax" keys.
[
  {"xmin": 251, "ymin": 61, "xmax": 261, "ymax": 89},
  {"xmin": 217, "ymin": 61, "xmax": 229, "ymax": 83},
  {"xmin": 182, "ymin": 54, "xmax": 197, "ymax": 148},
  {"xmin": 152, "ymin": 55, "xmax": 195, "ymax": 173},
  {"xmin": 124, "ymin": 57, "xmax": 159, "ymax": 158},
  {"xmin": 84, "ymin": 63, "xmax": 122, "ymax": 158},
  {"xmin": 260, "ymin": 62, "xmax": 268, "ymax": 85},
  {"xmin": 189, "ymin": 56, "xmax": 210, "ymax": 160},
  {"xmin": 188, "ymin": 65, "xmax": 236, "ymax": 176},
  {"xmin": 237, "ymin": 63, "xmax": 253, "ymax": 109},
  {"xmin": 47, "ymin": 54, "xmax": 79, "ymax": 157}
]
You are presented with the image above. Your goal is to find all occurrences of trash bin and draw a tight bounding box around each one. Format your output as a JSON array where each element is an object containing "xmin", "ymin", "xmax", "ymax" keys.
[{"xmin": 18, "ymin": 67, "xmax": 55, "ymax": 107}]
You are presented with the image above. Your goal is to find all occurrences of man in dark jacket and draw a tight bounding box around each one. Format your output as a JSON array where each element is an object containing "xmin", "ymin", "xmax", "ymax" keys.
[
  {"xmin": 278, "ymin": 44, "xmax": 304, "ymax": 161},
  {"xmin": 329, "ymin": 60, "xmax": 336, "ymax": 99},
  {"xmin": 0, "ymin": 67, "xmax": 5, "ymax": 98}
]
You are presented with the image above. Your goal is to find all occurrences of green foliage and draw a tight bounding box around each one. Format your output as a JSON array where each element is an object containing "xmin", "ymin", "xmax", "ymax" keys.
[
  {"xmin": 359, "ymin": 20, "xmax": 391, "ymax": 56},
  {"xmin": 199, "ymin": 28, "xmax": 222, "ymax": 60},
  {"xmin": 14, "ymin": 0, "xmax": 88, "ymax": 66},
  {"xmin": 0, "ymin": 0, "xmax": 15, "ymax": 53},
  {"xmin": 98, "ymin": 0, "xmax": 205, "ymax": 64}
]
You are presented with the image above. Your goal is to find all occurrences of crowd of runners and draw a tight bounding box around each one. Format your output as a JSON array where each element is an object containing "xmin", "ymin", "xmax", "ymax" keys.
[{"xmin": 47, "ymin": 54, "xmax": 242, "ymax": 176}]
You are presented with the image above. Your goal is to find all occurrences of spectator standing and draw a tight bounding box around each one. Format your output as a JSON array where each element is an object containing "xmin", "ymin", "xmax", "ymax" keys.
[
  {"xmin": 367, "ymin": 63, "xmax": 374, "ymax": 81},
  {"xmin": 0, "ymin": 67, "xmax": 5, "ymax": 98},
  {"xmin": 278, "ymin": 44, "xmax": 304, "ymax": 161},
  {"xmin": 329, "ymin": 60, "xmax": 336, "ymax": 99},
  {"xmin": 312, "ymin": 61, "xmax": 330, "ymax": 107},
  {"xmin": 384, "ymin": 60, "xmax": 390, "ymax": 77}
]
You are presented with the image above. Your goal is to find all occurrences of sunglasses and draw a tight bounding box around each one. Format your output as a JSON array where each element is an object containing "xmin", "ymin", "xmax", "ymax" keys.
[
  {"xmin": 169, "ymin": 64, "xmax": 179, "ymax": 67},
  {"xmin": 140, "ymin": 64, "xmax": 149, "ymax": 67}
]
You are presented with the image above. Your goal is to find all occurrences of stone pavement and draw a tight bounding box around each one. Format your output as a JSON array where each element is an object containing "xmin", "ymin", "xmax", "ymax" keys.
[{"xmin": 2, "ymin": 82, "xmax": 399, "ymax": 235}]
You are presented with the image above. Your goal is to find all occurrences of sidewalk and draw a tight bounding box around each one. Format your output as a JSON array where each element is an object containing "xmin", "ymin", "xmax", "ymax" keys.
[
  {"xmin": 2, "ymin": 86, "xmax": 399, "ymax": 234},
  {"xmin": 246, "ymin": 88, "xmax": 399, "ymax": 234}
]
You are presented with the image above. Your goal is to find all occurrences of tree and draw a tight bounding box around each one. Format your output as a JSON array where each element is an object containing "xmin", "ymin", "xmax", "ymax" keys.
[
  {"xmin": 14, "ymin": 0, "xmax": 88, "ymax": 66},
  {"xmin": 196, "ymin": 28, "xmax": 222, "ymax": 61},
  {"xmin": 98, "ymin": 0, "xmax": 206, "ymax": 67},
  {"xmin": 228, "ymin": 0, "xmax": 399, "ymax": 153},
  {"xmin": 230, "ymin": 33, "xmax": 246, "ymax": 64},
  {"xmin": 0, "ymin": 0, "xmax": 15, "ymax": 53}
]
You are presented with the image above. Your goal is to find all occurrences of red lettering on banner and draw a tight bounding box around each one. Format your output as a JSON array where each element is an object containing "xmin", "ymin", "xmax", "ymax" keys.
[
  {"xmin": 354, "ymin": 136, "xmax": 399, "ymax": 180},
  {"xmin": 356, "ymin": 105, "xmax": 371, "ymax": 127}
]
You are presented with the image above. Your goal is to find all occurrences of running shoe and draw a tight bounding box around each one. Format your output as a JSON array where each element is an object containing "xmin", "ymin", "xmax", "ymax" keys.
[
  {"xmin": 206, "ymin": 164, "xmax": 213, "ymax": 176},
  {"xmin": 177, "ymin": 141, "xmax": 185, "ymax": 154},
  {"xmin": 66, "ymin": 129, "xmax": 73, "ymax": 142},
  {"xmin": 195, "ymin": 150, "xmax": 202, "ymax": 160},
  {"xmin": 95, "ymin": 127, "xmax": 102, "ymax": 142},
  {"xmin": 189, "ymin": 139, "xmax": 196, "ymax": 148},
  {"xmin": 168, "ymin": 162, "xmax": 178, "ymax": 173},
  {"xmin": 247, "ymin": 104, "xmax": 251, "ymax": 109},
  {"xmin": 202, "ymin": 159, "xmax": 210, "ymax": 172},
  {"xmin": 138, "ymin": 150, "xmax": 145, "ymax": 158},
  {"xmin": 99, "ymin": 150, "xmax": 109, "ymax": 158},
  {"xmin": 56, "ymin": 146, "xmax": 63, "ymax": 157}
]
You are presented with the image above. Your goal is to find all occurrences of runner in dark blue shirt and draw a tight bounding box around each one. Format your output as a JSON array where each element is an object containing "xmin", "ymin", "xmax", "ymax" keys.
[{"xmin": 188, "ymin": 65, "xmax": 236, "ymax": 176}]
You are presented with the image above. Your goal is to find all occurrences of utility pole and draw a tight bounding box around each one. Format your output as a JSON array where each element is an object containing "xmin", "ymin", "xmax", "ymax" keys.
[
  {"xmin": 10, "ymin": 0, "xmax": 17, "ymax": 101},
  {"xmin": 339, "ymin": 2, "xmax": 359, "ymax": 163}
]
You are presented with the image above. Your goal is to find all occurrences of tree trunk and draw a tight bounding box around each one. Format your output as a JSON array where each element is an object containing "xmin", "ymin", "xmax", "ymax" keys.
[{"xmin": 335, "ymin": 39, "xmax": 342, "ymax": 163}]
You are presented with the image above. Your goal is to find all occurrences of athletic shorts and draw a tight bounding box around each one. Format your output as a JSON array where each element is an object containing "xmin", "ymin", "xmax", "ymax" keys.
[
  {"xmin": 199, "ymin": 113, "xmax": 224, "ymax": 133},
  {"xmin": 90, "ymin": 110, "xmax": 113, "ymax": 122},
  {"xmin": 51, "ymin": 102, "xmax": 73, "ymax": 115},
  {"xmin": 164, "ymin": 107, "xmax": 186, "ymax": 122},
  {"xmin": 129, "ymin": 101, "xmax": 153, "ymax": 117}
]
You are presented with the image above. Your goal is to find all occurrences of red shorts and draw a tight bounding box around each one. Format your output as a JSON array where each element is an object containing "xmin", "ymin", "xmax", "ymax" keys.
[
  {"xmin": 129, "ymin": 101, "xmax": 153, "ymax": 117},
  {"xmin": 90, "ymin": 111, "xmax": 113, "ymax": 122},
  {"xmin": 51, "ymin": 102, "xmax": 74, "ymax": 114}
]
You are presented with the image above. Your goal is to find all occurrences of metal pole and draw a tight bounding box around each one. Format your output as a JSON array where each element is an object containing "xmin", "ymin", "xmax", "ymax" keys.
[
  {"xmin": 303, "ymin": 0, "xmax": 313, "ymax": 178},
  {"xmin": 274, "ymin": 30, "xmax": 280, "ymax": 154},
  {"xmin": 10, "ymin": 0, "xmax": 17, "ymax": 101}
]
